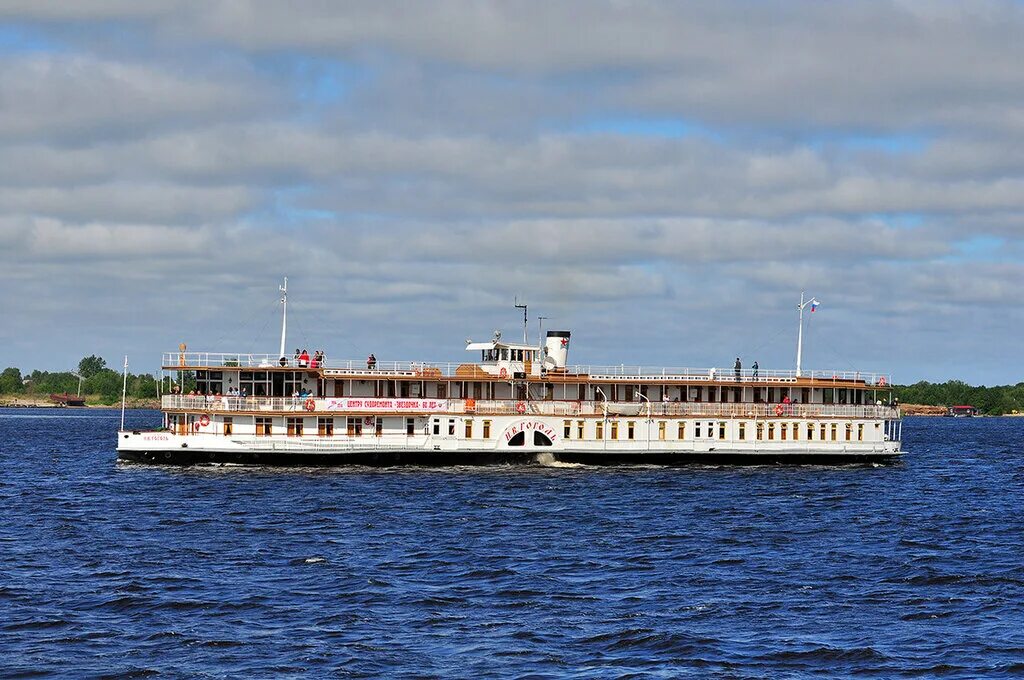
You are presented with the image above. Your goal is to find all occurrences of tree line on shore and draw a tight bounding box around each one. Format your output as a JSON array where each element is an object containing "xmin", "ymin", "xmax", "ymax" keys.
[
  {"xmin": 0, "ymin": 355, "xmax": 162, "ymax": 405},
  {"xmin": 892, "ymin": 380, "xmax": 1024, "ymax": 416}
]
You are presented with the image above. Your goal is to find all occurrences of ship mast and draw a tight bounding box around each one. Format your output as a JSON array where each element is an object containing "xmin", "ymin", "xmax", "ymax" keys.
[
  {"xmin": 278, "ymin": 277, "xmax": 288, "ymax": 360},
  {"xmin": 795, "ymin": 291, "xmax": 819, "ymax": 377},
  {"xmin": 514, "ymin": 298, "xmax": 528, "ymax": 344}
]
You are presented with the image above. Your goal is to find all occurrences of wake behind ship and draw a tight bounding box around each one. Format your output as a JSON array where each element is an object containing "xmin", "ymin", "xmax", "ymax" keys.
[{"xmin": 117, "ymin": 282, "xmax": 903, "ymax": 466}]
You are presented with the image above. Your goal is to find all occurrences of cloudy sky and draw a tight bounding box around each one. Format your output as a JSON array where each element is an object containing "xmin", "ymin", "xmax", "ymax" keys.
[{"xmin": 1, "ymin": 1, "xmax": 1022, "ymax": 384}]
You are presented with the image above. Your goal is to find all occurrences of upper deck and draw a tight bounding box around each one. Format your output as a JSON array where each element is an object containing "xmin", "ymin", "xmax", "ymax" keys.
[{"xmin": 162, "ymin": 351, "xmax": 891, "ymax": 389}]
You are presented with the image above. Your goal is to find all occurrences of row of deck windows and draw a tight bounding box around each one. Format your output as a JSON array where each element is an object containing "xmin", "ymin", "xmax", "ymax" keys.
[
  {"xmin": 173, "ymin": 414, "xmax": 868, "ymax": 442},
  {"xmin": 189, "ymin": 371, "xmax": 874, "ymax": 405}
]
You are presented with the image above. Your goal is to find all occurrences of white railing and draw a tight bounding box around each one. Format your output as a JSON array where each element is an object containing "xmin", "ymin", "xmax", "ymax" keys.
[
  {"xmin": 161, "ymin": 352, "xmax": 891, "ymax": 386},
  {"xmin": 161, "ymin": 395, "xmax": 899, "ymax": 420}
]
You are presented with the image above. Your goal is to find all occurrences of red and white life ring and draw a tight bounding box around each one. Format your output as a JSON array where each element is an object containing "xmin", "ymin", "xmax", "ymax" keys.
[
  {"xmin": 877, "ymin": 377, "xmax": 887, "ymax": 387},
  {"xmin": 515, "ymin": 401, "xmax": 527, "ymax": 414},
  {"xmin": 304, "ymin": 397, "xmax": 316, "ymax": 411},
  {"xmin": 199, "ymin": 414, "xmax": 210, "ymax": 427},
  {"xmin": 364, "ymin": 416, "xmax": 375, "ymax": 426},
  {"xmin": 775, "ymin": 404, "xmax": 785, "ymax": 417},
  {"xmin": 499, "ymin": 368, "xmax": 508, "ymax": 379}
]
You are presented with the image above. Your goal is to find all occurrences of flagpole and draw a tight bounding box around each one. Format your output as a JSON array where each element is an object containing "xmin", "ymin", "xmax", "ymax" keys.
[
  {"xmin": 796, "ymin": 292, "xmax": 819, "ymax": 378},
  {"xmin": 120, "ymin": 355, "xmax": 129, "ymax": 431}
]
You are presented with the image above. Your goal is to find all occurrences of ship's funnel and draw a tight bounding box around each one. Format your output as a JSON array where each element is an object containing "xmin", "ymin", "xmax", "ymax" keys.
[{"xmin": 544, "ymin": 331, "xmax": 571, "ymax": 369}]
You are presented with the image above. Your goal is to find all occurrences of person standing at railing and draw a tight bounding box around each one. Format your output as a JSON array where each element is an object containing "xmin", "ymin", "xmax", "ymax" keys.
[
  {"xmin": 752, "ymin": 361, "xmax": 758, "ymax": 378},
  {"xmin": 734, "ymin": 358, "xmax": 741, "ymax": 381},
  {"xmin": 367, "ymin": 353, "xmax": 376, "ymax": 370},
  {"xmin": 299, "ymin": 349, "xmax": 310, "ymax": 367}
]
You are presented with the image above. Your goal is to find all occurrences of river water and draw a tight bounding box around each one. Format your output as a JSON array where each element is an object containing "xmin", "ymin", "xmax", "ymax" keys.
[{"xmin": 2, "ymin": 409, "xmax": 1023, "ymax": 677}]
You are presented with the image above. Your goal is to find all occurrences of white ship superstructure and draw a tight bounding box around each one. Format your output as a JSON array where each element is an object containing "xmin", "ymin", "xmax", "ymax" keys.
[{"xmin": 117, "ymin": 285, "xmax": 903, "ymax": 466}]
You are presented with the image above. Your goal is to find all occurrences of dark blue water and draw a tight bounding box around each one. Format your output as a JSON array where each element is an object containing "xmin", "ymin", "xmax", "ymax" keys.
[{"xmin": 2, "ymin": 409, "xmax": 1023, "ymax": 677}]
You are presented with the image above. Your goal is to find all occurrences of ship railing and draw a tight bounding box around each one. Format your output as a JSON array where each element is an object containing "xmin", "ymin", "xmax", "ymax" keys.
[
  {"xmin": 161, "ymin": 352, "xmax": 890, "ymax": 386},
  {"xmin": 161, "ymin": 395, "xmax": 898, "ymax": 419},
  {"xmin": 576, "ymin": 365, "xmax": 890, "ymax": 385}
]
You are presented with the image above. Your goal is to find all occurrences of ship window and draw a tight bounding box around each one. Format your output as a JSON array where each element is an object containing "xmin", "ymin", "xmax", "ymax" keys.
[
  {"xmin": 707, "ymin": 387, "xmax": 716, "ymax": 403},
  {"xmin": 820, "ymin": 423, "xmax": 827, "ymax": 440},
  {"xmin": 223, "ymin": 417, "xmax": 233, "ymax": 436},
  {"xmin": 781, "ymin": 423, "xmax": 787, "ymax": 441},
  {"xmin": 756, "ymin": 423, "xmax": 764, "ymax": 440},
  {"xmin": 807, "ymin": 424, "xmax": 814, "ymax": 440},
  {"xmin": 287, "ymin": 417, "xmax": 303, "ymax": 436},
  {"xmin": 577, "ymin": 421, "xmax": 585, "ymax": 439},
  {"xmin": 564, "ymin": 420, "xmax": 572, "ymax": 439},
  {"xmin": 659, "ymin": 421, "xmax": 666, "ymax": 440},
  {"xmin": 348, "ymin": 418, "xmax": 362, "ymax": 436},
  {"xmin": 768, "ymin": 423, "xmax": 775, "ymax": 440},
  {"xmin": 448, "ymin": 419, "xmax": 456, "ymax": 436},
  {"xmin": 611, "ymin": 421, "xmax": 619, "ymax": 440},
  {"xmin": 792, "ymin": 423, "xmax": 799, "ymax": 441},
  {"xmin": 406, "ymin": 418, "xmax": 415, "ymax": 435},
  {"xmin": 256, "ymin": 417, "xmax": 272, "ymax": 436},
  {"xmin": 596, "ymin": 421, "xmax": 604, "ymax": 439},
  {"xmin": 695, "ymin": 422, "xmax": 702, "ymax": 438},
  {"xmin": 677, "ymin": 421, "xmax": 685, "ymax": 439},
  {"xmin": 738, "ymin": 422, "xmax": 745, "ymax": 440},
  {"xmin": 831, "ymin": 424, "xmax": 837, "ymax": 441},
  {"xmin": 318, "ymin": 417, "xmax": 334, "ymax": 437},
  {"xmin": 627, "ymin": 421, "xmax": 635, "ymax": 440},
  {"xmin": 719, "ymin": 422, "xmax": 726, "ymax": 440},
  {"xmin": 483, "ymin": 420, "xmax": 492, "ymax": 438},
  {"xmin": 465, "ymin": 420, "xmax": 473, "ymax": 438},
  {"xmin": 508, "ymin": 431, "xmax": 525, "ymax": 446},
  {"xmin": 432, "ymin": 419, "xmax": 440, "ymax": 435},
  {"xmin": 858, "ymin": 424, "xmax": 864, "ymax": 441},
  {"xmin": 846, "ymin": 423, "xmax": 852, "ymax": 441},
  {"xmin": 534, "ymin": 431, "xmax": 552, "ymax": 447}
]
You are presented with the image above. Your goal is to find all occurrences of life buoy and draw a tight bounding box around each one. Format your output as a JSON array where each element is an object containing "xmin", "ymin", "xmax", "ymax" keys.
[
  {"xmin": 499, "ymin": 368, "xmax": 508, "ymax": 379},
  {"xmin": 199, "ymin": 414, "xmax": 210, "ymax": 427},
  {"xmin": 515, "ymin": 401, "xmax": 527, "ymax": 414},
  {"xmin": 304, "ymin": 397, "xmax": 316, "ymax": 411},
  {"xmin": 775, "ymin": 404, "xmax": 784, "ymax": 417},
  {"xmin": 877, "ymin": 377, "xmax": 887, "ymax": 387},
  {"xmin": 364, "ymin": 416, "xmax": 375, "ymax": 426}
]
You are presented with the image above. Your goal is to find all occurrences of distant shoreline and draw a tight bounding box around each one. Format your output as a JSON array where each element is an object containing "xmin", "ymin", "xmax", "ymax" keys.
[{"xmin": 0, "ymin": 397, "xmax": 159, "ymax": 409}]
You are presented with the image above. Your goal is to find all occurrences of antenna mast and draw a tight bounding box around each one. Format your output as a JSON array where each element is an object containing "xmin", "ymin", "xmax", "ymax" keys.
[
  {"xmin": 514, "ymin": 298, "xmax": 528, "ymax": 344},
  {"xmin": 537, "ymin": 316, "xmax": 548, "ymax": 348},
  {"xmin": 278, "ymin": 277, "xmax": 288, "ymax": 359}
]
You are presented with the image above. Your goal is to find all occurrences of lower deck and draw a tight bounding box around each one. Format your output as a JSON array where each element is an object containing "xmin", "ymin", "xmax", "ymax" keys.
[{"xmin": 118, "ymin": 411, "xmax": 903, "ymax": 466}]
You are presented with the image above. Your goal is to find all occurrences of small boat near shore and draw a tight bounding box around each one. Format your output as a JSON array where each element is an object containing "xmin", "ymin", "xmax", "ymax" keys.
[
  {"xmin": 117, "ymin": 282, "xmax": 903, "ymax": 467},
  {"xmin": 50, "ymin": 393, "xmax": 86, "ymax": 407}
]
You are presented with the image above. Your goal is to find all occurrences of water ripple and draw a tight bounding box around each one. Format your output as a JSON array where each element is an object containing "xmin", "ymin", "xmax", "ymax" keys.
[{"xmin": 2, "ymin": 409, "xmax": 1024, "ymax": 676}]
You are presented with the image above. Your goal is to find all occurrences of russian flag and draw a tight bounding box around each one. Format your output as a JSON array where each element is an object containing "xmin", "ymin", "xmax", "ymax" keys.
[{"xmin": 810, "ymin": 301, "xmax": 819, "ymax": 313}]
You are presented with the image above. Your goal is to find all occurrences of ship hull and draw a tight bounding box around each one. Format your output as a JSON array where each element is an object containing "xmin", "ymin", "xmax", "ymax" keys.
[{"xmin": 117, "ymin": 447, "xmax": 901, "ymax": 467}]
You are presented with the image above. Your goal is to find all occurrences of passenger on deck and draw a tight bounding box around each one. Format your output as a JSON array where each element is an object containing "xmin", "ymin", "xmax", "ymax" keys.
[
  {"xmin": 367, "ymin": 353, "xmax": 376, "ymax": 370},
  {"xmin": 734, "ymin": 358, "xmax": 742, "ymax": 381},
  {"xmin": 752, "ymin": 361, "xmax": 759, "ymax": 378},
  {"xmin": 293, "ymin": 349, "xmax": 300, "ymax": 365},
  {"xmin": 299, "ymin": 349, "xmax": 310, "ymax": 367}
]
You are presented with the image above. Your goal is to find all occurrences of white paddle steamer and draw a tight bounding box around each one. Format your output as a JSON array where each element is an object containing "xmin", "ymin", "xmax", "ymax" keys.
[{"xmin": 117, "ymin": 283, "xmax": 902, "ymax": 466}]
